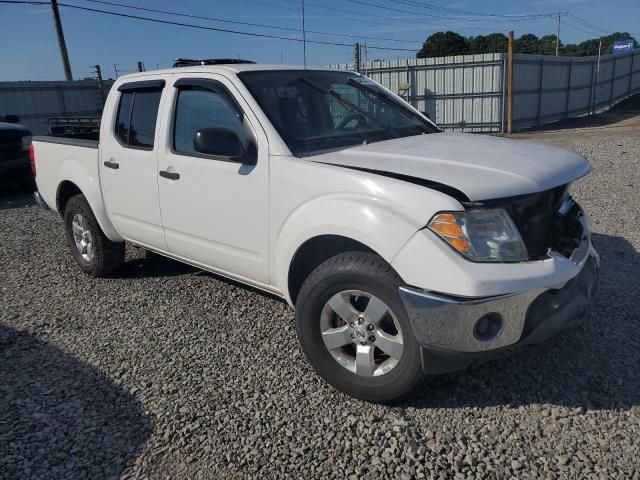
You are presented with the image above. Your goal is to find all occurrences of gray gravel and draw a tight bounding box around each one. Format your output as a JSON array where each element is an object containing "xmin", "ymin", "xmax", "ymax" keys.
[{"xmin": 1, "ymin": 109, "xmax": 640, "ymax": 479}]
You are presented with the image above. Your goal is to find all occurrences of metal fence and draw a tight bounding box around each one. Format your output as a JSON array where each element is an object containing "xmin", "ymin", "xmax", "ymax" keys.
[
  {"xmin": 512, "ymin": 51, "xmax": 640, "ymax": 130},
  {"xmin": 330, "ymin": 49, "xmax": 640, "ymax": 132},
  {"xmin": 2, "ymin": 51, "xmax": 638, "ymax": 135},
  {"xmin": 0, "ymin": 79, "xmax": 112, "ymax": 135},
  {"xmin": 329, "ymin": 53, "xmax": 505, "ymax": 132}
]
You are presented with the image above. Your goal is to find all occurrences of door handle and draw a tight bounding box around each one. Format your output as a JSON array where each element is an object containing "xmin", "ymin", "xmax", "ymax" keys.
[
  {"xmin": 159, "ymin": 170, "xmax": 180, "ymax": 180},
  {"xmin": 103, "ymin": 160, "xmax": 119, "ymax": 170}
]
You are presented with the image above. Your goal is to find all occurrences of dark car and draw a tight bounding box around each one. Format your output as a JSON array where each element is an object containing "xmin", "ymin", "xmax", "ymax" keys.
[{"xmin": 0, "ymin": 115, "xmax": 35, "ymax": 190}]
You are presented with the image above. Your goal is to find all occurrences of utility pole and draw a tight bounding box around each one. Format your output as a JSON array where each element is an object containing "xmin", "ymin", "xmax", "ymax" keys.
[
  {"xmin": 507, "ymin": 31, "xmax": 514, "ymax": 134},
  {"xmin": 50, "ymin": 0, "xmax": 73, "ymax": 81},
  {"xmin": 354, "ymin": 43, "xmax": 361, "ymax": 73},
  {"xmin": 555, "ymin": 13, "xmax": 561, "ymax": 56}
]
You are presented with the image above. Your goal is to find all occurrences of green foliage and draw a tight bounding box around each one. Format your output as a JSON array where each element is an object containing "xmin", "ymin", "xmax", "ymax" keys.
[
  {"xmin": 416, "ymin": 31, "xmax": 638, "ymax": 58},
  {"xmin": 469, "ymin": 33, "xmax": 508, "ymax": 54},
  {"xmin": 416, "ymin": 31, "xmax": 469, "ymax": 58}
]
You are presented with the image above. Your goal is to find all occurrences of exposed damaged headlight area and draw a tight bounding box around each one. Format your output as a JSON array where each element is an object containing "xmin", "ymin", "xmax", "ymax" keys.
[{"xmin": 470, "ymin": 184, "xmax": 587, "ymax": 262}]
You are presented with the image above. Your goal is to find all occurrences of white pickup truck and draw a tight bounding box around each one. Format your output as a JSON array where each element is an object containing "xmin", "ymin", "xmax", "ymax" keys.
[{"xmin": 33, "ymin": 60, "xmax": 599, "ymax": 402}]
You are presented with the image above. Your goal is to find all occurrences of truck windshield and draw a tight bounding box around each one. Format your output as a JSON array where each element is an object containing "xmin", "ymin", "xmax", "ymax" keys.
[{"xmin": 239, "ymin": 70, "xmax": 439, "ymax": 157}]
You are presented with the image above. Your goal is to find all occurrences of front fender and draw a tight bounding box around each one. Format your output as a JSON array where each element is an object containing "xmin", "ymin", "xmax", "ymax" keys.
[
  {"xmin": 274, "ymin": 193, "xmax": 427, "ymax": 303},
  {"xmin": 57, "ymin": 159, "xmax": 122, "ymax": 241}
]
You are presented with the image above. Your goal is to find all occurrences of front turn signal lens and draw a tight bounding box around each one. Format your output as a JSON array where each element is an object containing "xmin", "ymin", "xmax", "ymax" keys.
[
  {"xmin": 428, "ymin": 213, "xmax": 469, "ymax": 254},
  {"xmin": 428, "ymin": 209, "xmax": 528, "ymax": 262}
]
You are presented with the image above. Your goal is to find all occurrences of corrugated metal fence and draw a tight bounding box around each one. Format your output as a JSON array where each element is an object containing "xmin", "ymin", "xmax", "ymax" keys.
[
  {"xmin": 0, "ymin": 79, "xmax": 113, "ymax": 135},
  {"xmin": 330, "ymin": 49, "xmax": 640, "ymax": 132},
  {"xmin": 512, "ymin": 51, "xmax": 640, "ymax": 130},
  {"xmin": 1, "ymin": 50, "xmax": 638, "ymax": 135},
  {"xmin": 330, "ymin": 53, "xmax": 505, "ymax": 132}
]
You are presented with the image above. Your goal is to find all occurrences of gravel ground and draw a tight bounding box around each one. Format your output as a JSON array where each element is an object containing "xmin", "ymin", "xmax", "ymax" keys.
[{"xmin": 1, "ymin": 106, "xmax": 640, "ymax": 479}]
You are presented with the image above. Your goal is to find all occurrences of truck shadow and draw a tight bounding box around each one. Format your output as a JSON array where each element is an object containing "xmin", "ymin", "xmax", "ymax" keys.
[
  {"xmin": 0, "ymin": 325, "xmax": 152, "ymax": 478},
  {"xmin": 114, "ymin": 249, "xmax": 198, "ymax": 279},
  {"xmin": 404, "ymin": 232, "xmax": 639, "ymax": 411}
]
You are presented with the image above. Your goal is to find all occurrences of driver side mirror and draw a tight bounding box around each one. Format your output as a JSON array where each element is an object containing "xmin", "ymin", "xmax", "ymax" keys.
[{"xmin": 193, "ymin": 127, "xmax": 256, "ymax": 163}]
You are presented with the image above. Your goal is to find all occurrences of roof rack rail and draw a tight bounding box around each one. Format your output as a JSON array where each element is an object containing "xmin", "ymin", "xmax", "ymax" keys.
[{"xmin": 173, "ymin": 58, "xmax": 256, "ymax": 68}]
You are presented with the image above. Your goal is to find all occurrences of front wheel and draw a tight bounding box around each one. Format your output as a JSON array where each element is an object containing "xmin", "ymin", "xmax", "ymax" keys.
[
  {"xmin": 63, "ymin": 194, "xmax": 125, "ymax": 277},
  {"xmin": 295, "ymin": 252, "xmax": 424, "ymax": 403}
]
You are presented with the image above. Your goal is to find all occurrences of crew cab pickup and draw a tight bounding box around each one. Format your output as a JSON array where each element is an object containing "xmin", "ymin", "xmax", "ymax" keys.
[{"xmin": 33, "ymin": 62, "xmax": 599, "ymax": 402}]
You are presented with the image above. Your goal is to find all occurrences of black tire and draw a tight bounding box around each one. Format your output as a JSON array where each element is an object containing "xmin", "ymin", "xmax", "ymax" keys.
[
  {"xmin": 295, "ymin": 252, "xmax": 424, "ymax": 403},
  {"xmin": 63, "ymin": 194, "xmax": 125, "ymax": 277}
]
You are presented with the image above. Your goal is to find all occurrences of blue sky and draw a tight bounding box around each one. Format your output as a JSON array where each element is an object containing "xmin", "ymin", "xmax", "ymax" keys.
[{"xmin": 1, "ymin": 0, "xmax": 638, "ymax": 80}]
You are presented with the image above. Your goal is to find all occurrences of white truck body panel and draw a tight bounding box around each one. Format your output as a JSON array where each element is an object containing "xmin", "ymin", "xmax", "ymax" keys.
[
  {"xmin": 312, "ymin": 132, "xmax": 591, "ymax": 201},
  {"xmin": 156, "ymin": 73, "xmax": 271, "ymax": 283},
  {"xmin": 33, "ymin": 64, "xmax": 594, "ymax": 306}
]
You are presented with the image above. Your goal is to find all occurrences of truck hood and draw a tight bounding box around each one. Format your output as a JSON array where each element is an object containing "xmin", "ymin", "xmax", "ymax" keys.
[{"xmin": 311, "ymin": 132, "xmax": 591, "ymax": 201}]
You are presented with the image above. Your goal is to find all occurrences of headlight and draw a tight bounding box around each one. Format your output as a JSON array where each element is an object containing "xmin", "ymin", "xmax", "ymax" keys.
[
  {"xmin": 21, "ymin": 135, "xmax": 32, "ymax": 150},
  {"xmin": 428, "ymin": 209, "xmax": 528, "ymax": 262}
]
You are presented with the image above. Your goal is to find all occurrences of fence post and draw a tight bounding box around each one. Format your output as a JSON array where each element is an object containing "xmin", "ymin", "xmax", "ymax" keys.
[
  {"xmin": 628, "ymin": 52, "xmax": 635, "ymax": 96},
  {"xmin": 57, "ymin": 85, "xmax": 67, "ymax": 115},
  {"xmin": 536, "ymin": 57, "xmax": 544, "ymax": 126},
  {"xmin": 588, "ymin": 58, "xmax": 596, "ymax": 115},
  {"xmin": 507, "ymin": 31, "xmax": 514, "ymax": 134},
  {"xmin": 501, "ymin": 54, "xmax": 507, "ymax": 133},
  {"xmin": 564, "ymin": 59, "xmax": 573, "ymax": 118},
  {"xmin": 609, "ymin": 56, "xmax": 616, "ymax": 108}
]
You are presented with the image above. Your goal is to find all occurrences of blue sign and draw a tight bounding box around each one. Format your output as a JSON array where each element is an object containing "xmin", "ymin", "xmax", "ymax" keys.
[{"xmin": 613, "ymin": 40, "xmax": 635, "ymax": 55}]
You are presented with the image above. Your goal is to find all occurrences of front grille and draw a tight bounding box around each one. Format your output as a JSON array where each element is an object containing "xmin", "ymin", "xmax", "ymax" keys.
[
  {"xmin": 473, "ymin": 184, "xmax": 584, "ymax": 260},
  {"xmin": 0, "ymin": 137, "xmax": 23, "ymax": 161}
]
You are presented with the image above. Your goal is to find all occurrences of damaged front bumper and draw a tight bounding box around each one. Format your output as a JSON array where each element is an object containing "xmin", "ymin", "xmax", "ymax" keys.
[{"xmin": 398, "ymin": 219, "xmax": 600, "ymax": 375}]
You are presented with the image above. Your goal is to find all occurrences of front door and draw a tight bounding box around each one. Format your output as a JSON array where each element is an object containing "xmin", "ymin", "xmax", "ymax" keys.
[
  {"xmin": 157, "ymin": 74, "xmax": 269, "ymax": 284},
  {"xmin": 100, "ymin": 78, "xmax": 167, "ymax": 249}
]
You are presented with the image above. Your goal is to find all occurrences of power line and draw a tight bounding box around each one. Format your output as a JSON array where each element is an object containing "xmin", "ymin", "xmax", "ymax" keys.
[
  {"xmin": 567, "ymin": 14, "xmax": 612, "ymax": 35},
  {"xmin": 272, "ymin": 0, "xmax": 395, "ymax": 22},
  {"xmin": 0, "ymin": 0, "xmax": 417, "ymax": 52},
  {"xmin": 387, "ymin": 0, "xmax": 563, "ymax": 19},
  {"xmin": 345, "ymin": 0, "xmax": 563, "ymax": 22},
  {"xmin": 563, "ymin": 18, "xmax": 608, "ymax": 38},
  {"xmin": 80, "ymin": 0, "xmax": 422, "ymax": 44},
  {"xmin": 564, "ymin": 15, "xmax": 639, "ymax": 38},
  {"xmin": 567, "ymin": 13, "xmax": 639, "ymax": 36}
]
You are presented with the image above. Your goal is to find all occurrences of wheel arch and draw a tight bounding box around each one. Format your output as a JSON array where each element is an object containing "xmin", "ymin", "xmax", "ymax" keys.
[
  {"xmin": 54, "ymin": 162, "xmax": 122, "ymax": 242},
  {"xmin": 287, "ymin": 235, "xmax": 380, "ymax": 306},
  {"xmin": 274, "ymin": 195, "xmax": 427, "ymax": 306},
  {"xmin": 56, "ymin": 180, "xmax": 82, "ymax": 215}
]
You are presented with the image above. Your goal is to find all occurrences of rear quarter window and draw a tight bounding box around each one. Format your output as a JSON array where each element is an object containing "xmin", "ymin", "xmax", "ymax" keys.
[{"xmin": 114, "ymin": 88, "xmax": 162, "ymax": 149}]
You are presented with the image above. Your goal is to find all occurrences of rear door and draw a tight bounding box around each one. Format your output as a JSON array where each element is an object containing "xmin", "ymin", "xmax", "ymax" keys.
[{"xmin": 100, "ymin": 78, "xmax": 167, "ymax": 249}]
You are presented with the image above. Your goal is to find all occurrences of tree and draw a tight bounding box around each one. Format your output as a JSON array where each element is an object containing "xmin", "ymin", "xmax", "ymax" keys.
[
  {"xmin": 538, "ymin": 35, "xmax": 560, "ymax": 55},
  {"xmin": 416, "ymin": 31, "xmax": 638, "ymax": 58},
  {"xmin": 417, "ymin": 31, "xmax": 469, "ymax": 58},
  {"xmin": 514, "ymin": 34, "xmax": 539, "ymax": 54},
  {"xmin": 469, "ymin": 33, "xmax": 508, "ymax": 54}
]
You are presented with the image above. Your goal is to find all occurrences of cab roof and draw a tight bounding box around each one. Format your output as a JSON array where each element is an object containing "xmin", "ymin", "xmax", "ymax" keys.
[{"xmin": 118, "ymin": 63, "xmax": 348, "ymax": 79}]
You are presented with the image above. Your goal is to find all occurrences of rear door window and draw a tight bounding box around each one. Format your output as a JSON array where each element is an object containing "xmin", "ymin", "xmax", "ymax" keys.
[{"xmin": 114, "ymin": 87, "xmax": 162, "ymax": 149}]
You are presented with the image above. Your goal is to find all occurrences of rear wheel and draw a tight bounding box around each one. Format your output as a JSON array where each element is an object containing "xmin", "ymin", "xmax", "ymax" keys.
[
  {"xmin": 63, "ymin": 194, "xmax": 125, "ymax": 277},
  {"xmin": 295, "ymin": 252, "xmax": 424, "ymax": 403}
]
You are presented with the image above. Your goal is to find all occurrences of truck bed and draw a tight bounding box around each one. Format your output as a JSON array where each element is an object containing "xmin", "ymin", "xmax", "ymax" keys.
[
  {"xmin": 33, "ymin": 136, "xmax": 100, "ymax": 214},
  {"xmin": 33, "ymin": 136, "xmax": 98, "ymax": 149}
]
